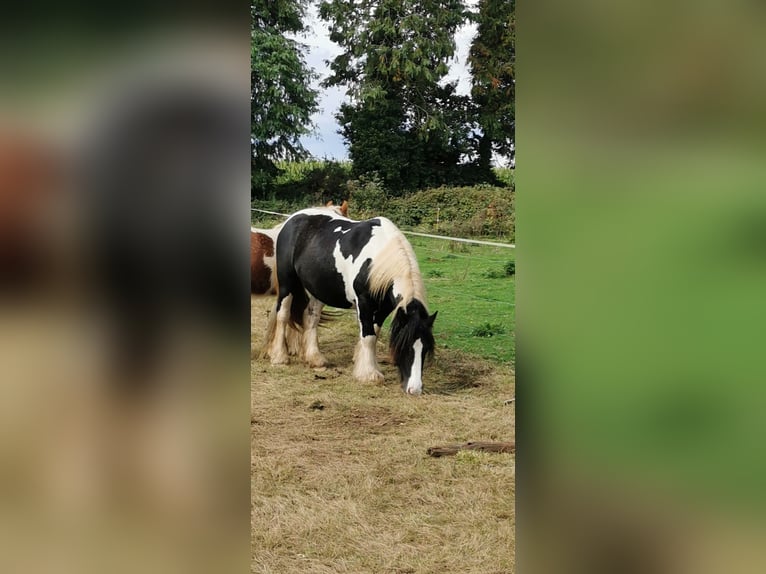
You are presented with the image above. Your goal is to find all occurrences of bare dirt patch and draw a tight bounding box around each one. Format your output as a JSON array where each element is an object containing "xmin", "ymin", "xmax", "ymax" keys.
[{"xmin": 251, "ymin": 296, "xmax": 515, "ymax": 573}]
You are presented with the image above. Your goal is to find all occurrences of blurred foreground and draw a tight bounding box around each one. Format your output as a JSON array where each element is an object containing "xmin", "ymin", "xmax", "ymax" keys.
[
  {"xmin": 520, "ymin": 1, "xmax": 766, "ymax": 572},
  {"xmin": 0, "ymin": 18, "xmax": 249, "ymax": 574}
]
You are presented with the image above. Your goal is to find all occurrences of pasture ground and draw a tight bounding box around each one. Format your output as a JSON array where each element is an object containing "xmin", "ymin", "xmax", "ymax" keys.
[{"xmin": 251, "ymin": 295, "xmax": 515, "ymax": 573}]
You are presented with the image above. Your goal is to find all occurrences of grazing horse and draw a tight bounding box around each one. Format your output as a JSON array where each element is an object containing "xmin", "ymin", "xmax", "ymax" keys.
[{"xmin": 264, "ymin": 207, "xmax": 437, "ymax": 395}]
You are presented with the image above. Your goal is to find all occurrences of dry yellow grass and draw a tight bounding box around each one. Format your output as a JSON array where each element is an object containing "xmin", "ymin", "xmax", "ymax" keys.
[{"xmin": 251, "ymin": 296, "xmax": 515, "ymax": 573}]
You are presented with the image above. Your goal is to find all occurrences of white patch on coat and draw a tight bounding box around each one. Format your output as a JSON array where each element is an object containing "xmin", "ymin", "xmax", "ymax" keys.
[
  {"xmin": 406, "ymin": 338, "xmax": 424, "ymax": 395},
  {"xmin": 331, "ymin": 220, "xmax": 402, "ymax": 305},
  {"xmin": 285, "ymin": 207, "xmax": 351, "ymax": 223}
]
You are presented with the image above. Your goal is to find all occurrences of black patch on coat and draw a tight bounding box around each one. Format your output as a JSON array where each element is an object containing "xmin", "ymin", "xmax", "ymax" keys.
[
  {"xmin": 276, "ymin": 214, "xmax": 380, "ymax": 312},
  {"xmin": 335, "ymin": 218, "xmax": 381, "ymax": 261}
]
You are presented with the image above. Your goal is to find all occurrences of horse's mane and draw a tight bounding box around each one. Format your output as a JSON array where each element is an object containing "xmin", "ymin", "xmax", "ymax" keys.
[{"xmin": 367, "ymin": 222, "xmax": 426, "ymax": 308}]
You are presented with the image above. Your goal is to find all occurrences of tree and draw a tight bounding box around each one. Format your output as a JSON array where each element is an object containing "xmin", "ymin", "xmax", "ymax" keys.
[
  {"xmin": 319, "ymin": 0, "xmax": 470, "ymax": 193},
  {"xmin": 468, "ymin": 0, "xmax": 515, "ymax": 173},
  {"xmin": 252, "ymin": 0, "xmax": 319, "ymax": 198}
]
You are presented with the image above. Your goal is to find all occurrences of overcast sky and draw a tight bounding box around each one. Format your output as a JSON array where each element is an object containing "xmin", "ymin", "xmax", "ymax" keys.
[{"xmin": 297, "ymin": 3, "xmax": 478, "ymax": 161}]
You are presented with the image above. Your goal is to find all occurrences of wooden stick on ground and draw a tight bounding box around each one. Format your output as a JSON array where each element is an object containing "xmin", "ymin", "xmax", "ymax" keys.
[{"xmin": 426, "ymin": 441, "xmax": 515, "ymax": 457}]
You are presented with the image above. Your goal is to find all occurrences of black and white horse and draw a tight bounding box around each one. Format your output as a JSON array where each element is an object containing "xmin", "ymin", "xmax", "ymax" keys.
[{"xmin": 263, "ymin": 208, "xmax": 437, "ymax": 395}]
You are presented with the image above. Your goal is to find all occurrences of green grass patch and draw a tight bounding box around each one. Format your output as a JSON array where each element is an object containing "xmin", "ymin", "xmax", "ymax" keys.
[
  {"xmin": 470, "ymin": 322, "xmax": 507, "ymax": 337},
  {"xmin": 410, "ymin": 235, "xmax": 515, "ymax": 365}
]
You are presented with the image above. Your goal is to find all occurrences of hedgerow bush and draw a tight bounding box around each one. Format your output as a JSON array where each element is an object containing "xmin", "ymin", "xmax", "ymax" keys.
[
  {"xmin": 346, "ymin": 173, "xmax": 388, "ymax": 213},
  {"xmin": 253, "ymin": 161, "xmax": 515, "ymax": 241},
  {"xmin": 494, "ymin": 167, "xmax": 514, "ymax": 188},
  {"xmin": 388, "ymin": 185, "xmax": 515, "ymax": 240},
  {"xmin": 270, "ymin": 160, "xmax": 352, "ymax": 203}
]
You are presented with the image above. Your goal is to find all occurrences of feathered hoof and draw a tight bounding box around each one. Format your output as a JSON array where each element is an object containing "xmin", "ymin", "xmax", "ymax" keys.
[
  {"xmin": 269, "ymin": 351, "xmax": 289, "ymax": 365},
  {"xmin": 305, "ymin": 353, "xmax": 327, "ymax": 368},
  {"xmin": 354, "ymin": 369, "xmax": 385, "ymax": 384}
]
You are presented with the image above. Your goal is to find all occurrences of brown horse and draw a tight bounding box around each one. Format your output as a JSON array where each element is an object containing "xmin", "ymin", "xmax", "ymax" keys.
[
  {"xmin": 250, "ymin": 225, "xmax": 280, "ymax": 295},
  {"xmin": 0, "ymin": 132, "xmax": 63, "ymax": 291}
]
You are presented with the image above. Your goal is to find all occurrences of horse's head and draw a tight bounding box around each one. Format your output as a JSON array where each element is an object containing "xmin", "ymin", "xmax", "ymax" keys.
[{"xmin": 389, "ymin": 299, "xmax": 437, "ymax": 395}]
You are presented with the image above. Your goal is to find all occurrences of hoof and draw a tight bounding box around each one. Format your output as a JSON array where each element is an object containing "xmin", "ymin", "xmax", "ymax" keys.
[
  {"xmin": 269, "ymin": 353, "xmax": 289, "ymax": 366},
  {"xmin": 305, "ymin": 354, "xmax": 327, "ymax": 368},
  {"xmin": 355, "ymin": 370, "xmax": 384, "ymax": 384}
]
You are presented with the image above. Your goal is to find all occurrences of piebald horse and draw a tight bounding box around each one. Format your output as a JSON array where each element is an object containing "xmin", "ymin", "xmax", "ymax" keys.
[{"xmin": 264, "ymin": 207, "xmax": 437, "ymax": 395}]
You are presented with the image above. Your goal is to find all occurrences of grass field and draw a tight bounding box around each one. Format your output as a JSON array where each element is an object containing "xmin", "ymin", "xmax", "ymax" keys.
[
  {"xmin": 251, "ymin": 292, "xmax": 515, "ymax": 572},
  {"xmin": 408, "ymin": 235, "xmax": 515, "ymax": 364}
]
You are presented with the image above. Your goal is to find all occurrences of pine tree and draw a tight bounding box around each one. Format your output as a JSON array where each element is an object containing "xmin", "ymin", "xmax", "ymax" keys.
[
  {"xmin": 252, "ymin": 0, "xmax": 319, "ymax": 197},
  {"xmin": 319, "ymin": 0, "xmax": 470, "ymax": 192},
  {"xmin": 468, "ymin": 0, "xmax": 515, "ymax": 172}
]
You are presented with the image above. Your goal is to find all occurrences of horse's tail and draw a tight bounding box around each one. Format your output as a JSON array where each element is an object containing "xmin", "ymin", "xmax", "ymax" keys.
[
  {"xmin": 260, "ymin": 298, "xmax": 306, "ymax": 359},
  {"xmin": 285, "ymin": 320, "xmax": 303, "ymax": 357}
]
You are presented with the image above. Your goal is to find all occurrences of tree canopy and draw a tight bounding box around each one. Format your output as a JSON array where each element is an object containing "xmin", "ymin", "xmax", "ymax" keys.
[
  {"xmin": 252, "ymin": 0, "xmax": 516, "ymax": 199},
  {"xmin": 252, "ymin": 0, "xmax": 319, "ymax": 197},
  {"xmin": 320, "ymin": 0, "xmax": 475, "ymax": 193},
  {"xmin": 468, "ymin": 0, "xmax": 515, "ymax": 171}
]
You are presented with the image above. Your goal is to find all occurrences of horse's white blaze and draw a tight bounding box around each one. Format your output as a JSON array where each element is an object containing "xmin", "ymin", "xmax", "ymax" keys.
[
  {"xmin": 333, "ymin": 226, "xmax": 350, "ymax": 234},
  {"xmin": 406, "ymin": 338, "xmax": 424, "ymax": 395}
]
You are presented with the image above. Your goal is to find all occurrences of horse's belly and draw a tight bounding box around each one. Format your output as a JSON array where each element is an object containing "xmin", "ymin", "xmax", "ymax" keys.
[{"xmin": 301, "ymin": 272, "xmax": 352, "ymax": 309}]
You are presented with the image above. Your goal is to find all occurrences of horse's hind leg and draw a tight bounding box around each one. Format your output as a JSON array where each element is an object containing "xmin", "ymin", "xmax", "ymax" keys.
[
  {"xmin": 300, "ymin": 295, "xmax": 326, "ymax": 368},
  {"xmin": 352, "ymin": 300, "xmax": 384, "ymax": 383},
  {"xmin": 267, "ymin": 293, "xmax": 292, "ymax": 365}
]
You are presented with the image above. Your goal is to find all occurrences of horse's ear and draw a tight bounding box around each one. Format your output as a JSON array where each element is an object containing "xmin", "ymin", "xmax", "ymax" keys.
[
  {"xmin": 340, "ymin": 199, "xmax": 348, "ymax": 217},
  {"xmin": 326, "ymin": 200, "xmax": 334, "ymax": 207},
  {"xmin": 427, "ymin": 311, "xmax": 438, "ymax": 328}
]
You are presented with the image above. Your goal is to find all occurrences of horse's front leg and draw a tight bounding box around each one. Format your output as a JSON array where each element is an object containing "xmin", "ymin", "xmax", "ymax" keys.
[
  {"xmin": 301, "ymin": 295, "xmax": 327, "ymax": 368},
  {"xmin": 353, "ymin": 300, "xmax": 384, "ymax": 383}
]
